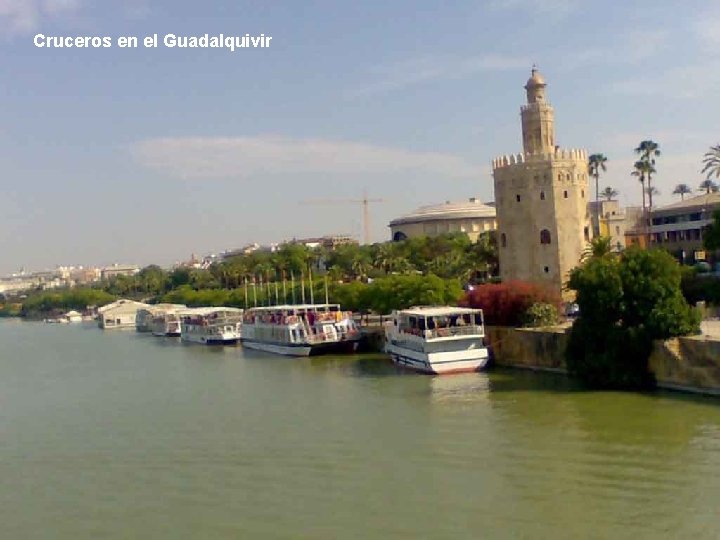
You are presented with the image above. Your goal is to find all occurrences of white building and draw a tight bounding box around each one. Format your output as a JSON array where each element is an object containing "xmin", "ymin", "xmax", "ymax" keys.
[{"xmin": 389, "ymin": 198, "xmax": 497, "ymax": 242}]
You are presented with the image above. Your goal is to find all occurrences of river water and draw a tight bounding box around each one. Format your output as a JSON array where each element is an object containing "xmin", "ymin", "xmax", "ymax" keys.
[{"xmin": 2, "ymin": 319, "xmax": 720, "ymax": 538}]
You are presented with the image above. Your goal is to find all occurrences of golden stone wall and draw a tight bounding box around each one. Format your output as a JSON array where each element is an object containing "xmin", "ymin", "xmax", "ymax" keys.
[{"xmin": 492, "ymin": 69, "xmax": 590, "ymax": 300}]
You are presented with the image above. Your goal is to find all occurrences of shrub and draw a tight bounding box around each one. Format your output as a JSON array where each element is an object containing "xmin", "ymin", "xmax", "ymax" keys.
[
  {"xmin": 523, "ymin": 302, "xmax": 560, "ymax": 327},
  {"xmin": 459, "ymin": 280, "xmax": 561, "ymax": 326},
  {"xmin": 681, "ymin": 271, "xmax": 720, "ymax": 306},
  {"xmin": 566, "ymin": 247, "xmax": 700, "ymax": 389},
  {"xmin": 21, "ymin": 288, "xmax": 116, "ymax": 315}
]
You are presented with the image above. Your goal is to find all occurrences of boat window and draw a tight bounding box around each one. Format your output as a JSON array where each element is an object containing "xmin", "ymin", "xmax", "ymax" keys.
[
  {"xmin": 418, "ymin": 318, "xmax": 426, "ymax": 331},
  {"xmin": 427, "ymin": 318, "xmax": 435, "ymax": 330},
  {"xmin": 462, "ymin": 314, "xmax": 472, "ymax": 325},
  {"xmin": 474, "ymin": 313, "xmax": 483, "ymax": 326}
]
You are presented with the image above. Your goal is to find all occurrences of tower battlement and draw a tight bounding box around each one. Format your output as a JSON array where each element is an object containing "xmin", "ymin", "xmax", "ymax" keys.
[
  {"xmin": 493, "ymin": 68, "xmax": 591, "ymax": 301},
  {"xmin": 492, "ymin": 148, "xmax": 587, "ymax": 170}
]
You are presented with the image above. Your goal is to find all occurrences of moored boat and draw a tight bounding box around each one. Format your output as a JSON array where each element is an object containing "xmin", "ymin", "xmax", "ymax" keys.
[
  {"xmin": 136, "ymin": 304, "xmax": 186, "ymax": 333},
  {"xmin": 150, "ymin": 311, "xmax": 183, "ymax": 337},
  {"xmin": 64, "ymin": 310, "xmax": 83, "ymax": 323},
  {"xmin": 241, "ymin": 304, "xmax": 360, "ymax": 356},
  {"xmin": 180, "ymin": 307, "xmax": 243, "ymax": 345},
  {"xmin": 384, "ymin": 306, "xmax": 488, "ymax": 375}
]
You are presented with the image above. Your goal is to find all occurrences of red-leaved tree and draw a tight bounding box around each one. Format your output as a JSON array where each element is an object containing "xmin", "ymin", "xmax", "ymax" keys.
[{"xmin": 459, "ymin": 281, "xmax": 561, "ymax": 326}]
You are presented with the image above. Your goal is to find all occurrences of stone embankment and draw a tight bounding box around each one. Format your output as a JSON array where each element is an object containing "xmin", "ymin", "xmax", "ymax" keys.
[
  {"xmin": 357, "ymin": 318, "xmax": 720, "ymax": 395},
  {"xmin": 485, "ymin": 324, "xmax": 720, "ymax": 395}
]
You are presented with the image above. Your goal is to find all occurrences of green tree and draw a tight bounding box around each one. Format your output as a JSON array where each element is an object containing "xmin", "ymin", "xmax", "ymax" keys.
[
  {"xmin": 277, "ymin": 243, "xmax": 311, "ymax": 275},
  {"xmin": 137, "ymin": 265, "xmax": 169, "ymax": 295},
  {"xmin": 698, "ymin": 179, "xmax": 719, "ymax": 194},
  {"xmin": 701, "ymin": 144, "xmax": 720, "ymax": 182},
  {"xmin": 169, "ymin": 268, "xmax": 191, "ymax": 289},
  {"xmin": 588, "ymin": 153, "xmax": 608, "ymax": 235},
  {"xmin": 632, "ymin": 159, "xmax": 654, "ymax": 242},
  {"xmin": 582, "ymin": 236, "xmax": 614, "ymax": 260},
  {"xmin": 672, "ymin": 183, "xmax": 692, "ymax": 200},
  {"xmin": 601, "ymin": 186, "xmax": 618, "ymax": 201},
  {"xmin": 635, "ymin": 140, "xmax": 661, "ymax": 212},
  {"xmin": 566, "ymin": 247, "xmax": 700, "ymax": 388},
  {"xmin": 704, "ymin": 209, "xmax": 720, "ymax": 251}
]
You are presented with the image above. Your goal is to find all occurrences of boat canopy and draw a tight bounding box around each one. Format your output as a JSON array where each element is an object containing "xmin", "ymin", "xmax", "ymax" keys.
[
  {"xmin": 396, "ymin": 306, "xmax": 484, "ymax": 331},
  {"xmin": 245, "ymin": 304, "xmax": 341, "ymax": 313}
]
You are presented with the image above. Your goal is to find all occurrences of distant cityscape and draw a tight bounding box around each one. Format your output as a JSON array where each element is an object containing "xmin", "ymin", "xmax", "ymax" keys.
[{"xmin": 0, "ymin": 234, "xmax": 359, "ymax": 295}]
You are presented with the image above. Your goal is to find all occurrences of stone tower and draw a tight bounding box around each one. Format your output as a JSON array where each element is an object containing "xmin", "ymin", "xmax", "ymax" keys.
[{"xmin": 492, "ymin": 68, "xmax": 591, "ymax": 299}]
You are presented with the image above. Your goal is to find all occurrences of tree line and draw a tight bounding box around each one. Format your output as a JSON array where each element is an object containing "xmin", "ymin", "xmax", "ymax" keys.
[{"xmin": 13, "ymin": 233, "xmax": 497, "ymax": 316}]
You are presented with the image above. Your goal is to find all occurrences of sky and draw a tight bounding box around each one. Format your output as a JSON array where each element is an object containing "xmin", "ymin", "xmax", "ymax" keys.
[{"xmin": 1, "ymin": 0, "xmax": 719, "ymax": 274}]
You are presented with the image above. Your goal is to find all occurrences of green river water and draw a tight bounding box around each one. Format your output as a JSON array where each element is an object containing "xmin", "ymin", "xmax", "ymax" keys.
[{"xmin": 2, "ymin": 319, "xmax": 720, "ymax": 538}]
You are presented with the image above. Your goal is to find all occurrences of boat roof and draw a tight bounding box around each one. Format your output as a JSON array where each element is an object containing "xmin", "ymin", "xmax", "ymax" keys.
[
  {"xmin": 397, "ymin": 306, "xmax": 482, "ymax": 317},
  {"xmin": 246, "ymin": 304, "xmax": 341, "ymax": 311},
  {"xmin": 179, "ymin": 306, "xmax": 243, "ymax": 315},
  {"xmin": 140, "ymin": 304, "xmax": 187, "ymax": 314}
]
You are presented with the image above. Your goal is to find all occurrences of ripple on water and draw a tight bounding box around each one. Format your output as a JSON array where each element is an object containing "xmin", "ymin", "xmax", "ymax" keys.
[{"xmin": 3, "ymin": 323, "xmax": 720, "ymax": 538}]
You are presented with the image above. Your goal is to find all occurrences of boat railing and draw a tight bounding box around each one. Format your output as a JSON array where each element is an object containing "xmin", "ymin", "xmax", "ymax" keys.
[
  {"xmin": 398, "ymin": 325, "xmax": 484, "ymax": 340},
  {"xmin": 426, "ymin": 325, "xmax": 484, "ymax": 339}
]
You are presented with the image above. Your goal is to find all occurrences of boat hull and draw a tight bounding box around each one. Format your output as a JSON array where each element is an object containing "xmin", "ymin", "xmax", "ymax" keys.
[
  {"xmin": 181, "ymin": 333, "xmax": 240, "ymax": 345},
  {"xmin": 241, "ymin": 338, "xmax": 359, "ymax": 357},
  {"xmin": 152, "ymin": 330, "xmax": 181, "ymax": 337},
  {"xmin": 385, "ymin": 342, "xmax": 489, "ymax": 375}
]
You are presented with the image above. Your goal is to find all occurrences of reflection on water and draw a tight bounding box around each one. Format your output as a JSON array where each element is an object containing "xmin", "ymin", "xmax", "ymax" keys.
[
  {"xmin": 427, "ymin": 372, "xmax": 491, "ymax": 403},
  {"xmin": 2, "ymin": 320, "xmax": 720, "ymax": 539}
]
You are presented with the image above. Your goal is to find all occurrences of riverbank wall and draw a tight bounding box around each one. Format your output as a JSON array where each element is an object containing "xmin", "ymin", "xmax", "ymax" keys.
[{"xmin": 485, "ymin": 325, "xmax": 720, "ymax": 395}]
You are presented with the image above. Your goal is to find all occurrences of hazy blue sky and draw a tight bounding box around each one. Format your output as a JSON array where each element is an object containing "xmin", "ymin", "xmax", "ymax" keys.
[{"xmin": 1, "ymin": 0, "xmax": 718, "ymax": 273}]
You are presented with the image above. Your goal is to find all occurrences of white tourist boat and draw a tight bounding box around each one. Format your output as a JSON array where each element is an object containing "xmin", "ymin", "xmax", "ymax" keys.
[
  {"xmin": 384, "ymin": 306, "xmax": 488, "ymax": 375},
  {"xmin": 136, "ymin": 304, "xmax": 186, "ymax": 333},
  {"xmin": 150, "ymin": 310, "xmax": 184, "ymax": 337},
  {"xmin": 241, "ymin": 304, "xmax": 360, "ymax": 356},
  {"xmin": 180, "ymin": 307, "xmax": 243, "ymax": 345}
]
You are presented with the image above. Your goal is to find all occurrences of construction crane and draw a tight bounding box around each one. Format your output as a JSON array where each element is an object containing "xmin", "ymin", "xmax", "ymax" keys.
[{"xmin": 302, "ymin": 190, "xmax": 383, "ymax": 245}]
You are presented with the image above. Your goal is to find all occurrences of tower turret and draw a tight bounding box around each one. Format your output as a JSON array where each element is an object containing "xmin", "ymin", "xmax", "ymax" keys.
[
  {"xmin": 492, "ymin": 68, "xmax": 590, "ymax": 301},
  {"xmin": 521, "ymin": 67, "xmax": 555, "ymax": 155}
]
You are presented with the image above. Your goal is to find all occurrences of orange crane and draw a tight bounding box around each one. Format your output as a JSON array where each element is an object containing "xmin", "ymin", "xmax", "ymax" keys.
[{"xmin": 302, "ymin": 190, "xmax": 383, "ymax": 245}]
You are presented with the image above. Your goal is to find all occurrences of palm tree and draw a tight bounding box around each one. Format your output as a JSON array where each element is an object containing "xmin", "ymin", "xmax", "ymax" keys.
[
  {"xmin": 632, "ymin": 160, "xmax": 654, "ymax": 244},
  {"xmin": 701, "ymin": 144, "xmax": 720, "ymax": 182},
  {"xmin": 388, "ymin": 256, "xmax": 414, "ymax": 275},
  {"xmin": 672, "ymin": 183, "xmax": 692, "ymax": 200},
  {"xmin": 698, "ymin": 179, "xmax": 719, "ymax": 194},
  {"xmin": 601, "ymin": 186, "xmax": 618, "ymax": 201},
  {"xmin": 646, "ymin": 186, "xmax": 660, "ymax": 198},
  {"xmin": 634, "ymin": 140, "xmax": 661, "ymax": 211},
  {"xmin": 588, "ymin": 153, "xmax": 608, "ymax": 235},
  {"xmin": 631, "ymin": 160, "xmax": 649, "ymax": 212},
  {"xmin": 582, "ymin": 236, "xmax": 614, "ymax": 260},
  {"xmin": 373, "ymin": 243, "xmax": 394, "ymax": 274},
  {"xmin": 350, "ymin": 259, "xmax": 371, "ymax": 281}
]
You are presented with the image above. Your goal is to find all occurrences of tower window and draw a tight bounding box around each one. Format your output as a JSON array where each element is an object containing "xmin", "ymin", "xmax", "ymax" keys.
[
  {"xmin": 540, "ymin": 229, "xmax": 551, "ymax": 245},
  {"xmin": 540, "ymin": 191, "xmax": 545, "ymax": 200},
  {"xmin": 581, "ymin": 190, "xmax": 585, "ymax": 198},
  {"xmin": 516, "ymin": 194, "xmax": 521, "ymax": 202},
  {"xmin": 501, "ymin": 233, "xmax": 507, "ymax": 248},
  {"xmin": 584, "ymin": 226, "xmax": 590, "ymax": 241},
  {"xmin": 544, "ymin": 266, "xmax": 550, "ymax": 273},
  {"xmin": 563, "ymin": 190, "xmax": 568, "ymax": 198}
]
